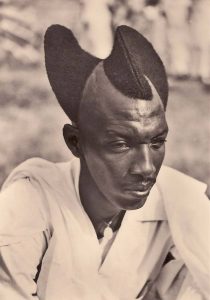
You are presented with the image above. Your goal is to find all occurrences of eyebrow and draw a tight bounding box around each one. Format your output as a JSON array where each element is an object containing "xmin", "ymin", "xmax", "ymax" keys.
[
  {"xmin": 105, "ymin": 127, "xmax": 168, "ymax": 142},
  {"xmin": 153, "ymin": 128, "xmax": 169, "ymax": 138},
  {"xmin": 105, "ymin": 127, "xmax": 134, "ymax": 137}
]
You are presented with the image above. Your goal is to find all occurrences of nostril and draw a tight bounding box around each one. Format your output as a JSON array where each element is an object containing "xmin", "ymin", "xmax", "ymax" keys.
[
  {"xmin": 129, "ymin": 145, "xmax": 155, "ymax": 177},
  {"xmin": 130, "ymin": 164, "xmax": 155, "ymax": 177}
]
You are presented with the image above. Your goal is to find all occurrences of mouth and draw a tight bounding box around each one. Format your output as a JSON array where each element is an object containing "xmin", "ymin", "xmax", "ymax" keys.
[
  {"xmin": 126, "ymin": 189, "xmax": 150, "ymax": 198},
  {"xmin": 125, "ymin": 182, "xmax": 154, "ymax": 198}
]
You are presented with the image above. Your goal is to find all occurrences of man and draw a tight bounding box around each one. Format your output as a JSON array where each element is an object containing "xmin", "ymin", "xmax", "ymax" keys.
[{"xmin": 0, "ymin": 25, "xmax": 209, "ymax": 300}]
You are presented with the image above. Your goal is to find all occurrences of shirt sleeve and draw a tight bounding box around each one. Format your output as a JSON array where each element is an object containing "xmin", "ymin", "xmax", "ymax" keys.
[
  {"xmin": 0, "ymin": 178, "xmax": 49, "ymax": 299},
  {"xmin": 158, "ymin": 166, "xmax": 210, "ymax": 299},
  {"xmin": 155, "ymin": 258, "xmax": 205, "ymax": 300}
]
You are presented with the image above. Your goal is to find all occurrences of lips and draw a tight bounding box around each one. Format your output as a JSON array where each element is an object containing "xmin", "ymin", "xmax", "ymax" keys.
[
  {"xmin": 126, "ymin": 181, "xmax": 155, "ymax": 191},
  {"xmin": 125, "ymin": 181, "xmax": 155, "ymax": 196},
  {"xmin": 132, "ymin": 189, "xmax": 150, "ymax": 196}
]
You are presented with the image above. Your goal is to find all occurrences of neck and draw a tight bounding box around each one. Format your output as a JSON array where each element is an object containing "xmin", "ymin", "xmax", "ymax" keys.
[{"xmin": 79, "ymin": 158, "xmax": 121, "ymax": 231}]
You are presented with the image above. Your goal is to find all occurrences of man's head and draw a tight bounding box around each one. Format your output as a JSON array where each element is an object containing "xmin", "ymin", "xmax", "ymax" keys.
[{"xmin": 45, "ymin": 25, "xmax": 168, "ymax": 211}]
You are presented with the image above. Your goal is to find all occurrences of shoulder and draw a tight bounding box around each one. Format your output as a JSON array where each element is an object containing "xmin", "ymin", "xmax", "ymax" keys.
[
  {"xmin": 1, "ymin": 155, "xmax": 80, "ymax": 202},
  {"xmin": 2, "ymin": 157, "xmax": 76, "ymax": 192},
  {"xmin": 157, "ymin": 165, "xmax": 209, "ymax": 228},
  {"xmin": 156, "ymin": 167, "xmax": 210, "ymax": 297},
  {"xmin": 0, "ymin": 158, "xmax": 79, "ymax": 240},
  {"xmin": 156, "ymin": 165, "xmax": 209, "ymax": 225},
  {"xmin": 0, "ymin": 158, "xmax": 51, "ymax": 217},
  {"xmin": 157, "ymin": 165, "xmax": 207, "ymax": 197},
  {"xmin": 0, "ymin": 176, "xmax": 48, "ymax": 245},
  {"xmin": 1, "ymin": 157, "xmax": 78, "ymax": 212}
]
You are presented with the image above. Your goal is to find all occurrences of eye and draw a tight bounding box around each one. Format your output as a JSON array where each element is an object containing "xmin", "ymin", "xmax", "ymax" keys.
[
  {"xmin": 109, "ymin": 141, "xmax": 130, "ymax": 152},
  {"xmin": 150, "ymin": 139, "xmax": 167, "ymax": 150}
]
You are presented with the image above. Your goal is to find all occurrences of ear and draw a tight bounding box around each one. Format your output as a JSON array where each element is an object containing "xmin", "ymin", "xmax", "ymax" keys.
[{"xmin": 63, "ymin": 124, "xmax": 81, "ymax": 158}]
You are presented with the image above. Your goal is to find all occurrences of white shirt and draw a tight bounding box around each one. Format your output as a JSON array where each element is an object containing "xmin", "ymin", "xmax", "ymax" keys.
[{"xmin": 0, "ymin": 158, "xmax": 209, "ymax": 300}]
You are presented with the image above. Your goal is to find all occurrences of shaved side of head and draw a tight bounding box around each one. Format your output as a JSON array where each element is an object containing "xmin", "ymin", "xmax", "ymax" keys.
[{"xmin": 78, "ymin": 62, "xmax": 164, "ymax": 136}]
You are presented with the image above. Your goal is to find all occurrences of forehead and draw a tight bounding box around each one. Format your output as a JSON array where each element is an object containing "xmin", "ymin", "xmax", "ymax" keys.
[
  {"xmin": 79, "ymin": 63, "xmax": 166, "ymax": 131},
  {"xmin": 101, "ymin": 94, "xmax": 164, "ymax": 123},
  {"xmin": 103, "ymin": 99, "xmax": 167, "ymax": 140}
]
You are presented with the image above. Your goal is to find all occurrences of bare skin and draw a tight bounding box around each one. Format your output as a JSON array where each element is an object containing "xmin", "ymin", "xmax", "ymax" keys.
[{"xmin": 63, "ymin": 62, "xmax": 168, "ymax": 235}]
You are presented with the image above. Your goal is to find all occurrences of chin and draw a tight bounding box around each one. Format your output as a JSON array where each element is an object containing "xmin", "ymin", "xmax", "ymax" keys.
[{"xmin": 118, "ymin": 195, "xmax": 148, "ymax": 211}]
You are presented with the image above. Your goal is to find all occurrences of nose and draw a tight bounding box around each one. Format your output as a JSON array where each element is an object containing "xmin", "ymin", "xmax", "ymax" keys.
[{"xmin": 129, "ymin": 144, "xmax": 155, "ymax": 179}]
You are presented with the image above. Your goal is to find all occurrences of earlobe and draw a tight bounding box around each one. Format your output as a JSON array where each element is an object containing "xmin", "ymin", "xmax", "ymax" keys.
[{"xmin": 63, "ymin": 124, "xmax": 81, "ymax": 158}]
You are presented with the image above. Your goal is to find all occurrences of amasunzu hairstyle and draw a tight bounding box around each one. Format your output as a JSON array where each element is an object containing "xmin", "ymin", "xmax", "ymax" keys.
[{"xmin": 44, "ymin": 25, "xmax": 168, "ymax": 122}]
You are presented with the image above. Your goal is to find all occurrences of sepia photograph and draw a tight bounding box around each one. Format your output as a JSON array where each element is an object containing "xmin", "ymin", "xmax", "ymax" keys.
[{"xmin": 0, "ymin": 0, "xmax": 210, "ymax": 299}]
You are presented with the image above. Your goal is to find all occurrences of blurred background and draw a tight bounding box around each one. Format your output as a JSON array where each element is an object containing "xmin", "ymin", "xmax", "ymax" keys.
[{"xmin": 0, "ymin": 0, "xmax": 209, "ymax": 190}]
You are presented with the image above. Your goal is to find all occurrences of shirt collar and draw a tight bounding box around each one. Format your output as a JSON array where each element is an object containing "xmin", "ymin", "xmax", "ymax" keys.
[{"xmin": 136, "ymin": 184, "xmax": 167, "ymax": 221}]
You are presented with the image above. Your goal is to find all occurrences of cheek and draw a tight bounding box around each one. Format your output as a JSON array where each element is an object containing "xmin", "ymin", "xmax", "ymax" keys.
[
  {"xmin": 152, "ymin": 146, "xmax": 165, "ymax": 171},
  {"xmin": 86, "ymin": 156, "xmax": 118, "ymax": 193},
  {"xmin": 86, "ymin": 151, "xmax": 124, "ymax": 179},
  {"xmin": 82, "ymin": 144, "xmax": 110, "ymax": 179},
  {"xmin": 82, "ymin": 143, "xmax": 129, "ymax": 187}
]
